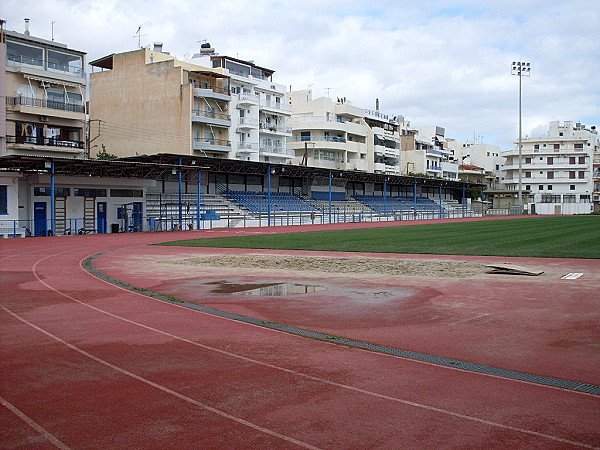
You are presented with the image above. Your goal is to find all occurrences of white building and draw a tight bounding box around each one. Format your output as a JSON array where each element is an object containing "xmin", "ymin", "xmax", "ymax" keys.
[
  {"xmin": 502, "ymin": 120, "xmax": 597, "ymax": 214},
  {"xmin": 403, "ymin": 126, "xmax": 458, "ymax": 180},
  {"xmin": 447, "ymin": 140, "xmax": 505, "ymax": 189},
  {"xmin": 191, "ymin": 45, "xmax": 292, "ymax": 164},
  {"xmin": 288, "ymin": 90, "xmax": 403, "ymax": 174}
]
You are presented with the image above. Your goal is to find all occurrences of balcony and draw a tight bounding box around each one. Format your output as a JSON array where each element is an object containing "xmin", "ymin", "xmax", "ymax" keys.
[
  {"xmin": 260, "ymin": 146, "xmax": 294, "ymax": 157},
  {"xmin": 425, "ymin": 148, "xmax": 444, "ymax": 157},
  {"xmin": 7, "ymin": 96, "xmax": 85, "ymax": 119},
  {"xmin": 7, "ymin": 135, "xmax": 84, "ymax": 152},
  {"xmin": 236, "ymin": 142, "xmax": 259, "ymax": 153},
  {"xmin": 237, "ymin": 118, "xmax": 258, "ymax": 130},
  {"xmin": 193, "ymin": 86, "xmax": 231, "ymax": 101},
  {"xmin": 259, "ymin": 122, "xmax": 292, "ymax": 135},
  {"xmin": 260, "ymin": 100, "xmax": 292, "ymax": 114},
  {"xmin": 237, "ymin": 93, "xmax": 259, "ymax": 106},
  {"xmin": 191, "ymin": 111, "xmax": 231, "ymax": 127},
  {"xmin": 193, "ymin": 138, "xmax": 231, "ymax": 153},
  {"xmin": 7, "ymin": 56, "xmax": 85, "ymax": 83}
]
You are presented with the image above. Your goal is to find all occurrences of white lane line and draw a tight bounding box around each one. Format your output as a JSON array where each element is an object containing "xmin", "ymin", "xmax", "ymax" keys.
[
  {"xmin": 20, "ymin": 253, "xmax": 598, "ymax": 448},
  {"xmin": 1, "ymin": 305, "xmax": 320, "ymax": 450},
  {"xmin": 561, "ymin": 273, "xmax": 583, "ymax": 280},
  {"xmin": 0, "ymin": 395, "xmax": 71, "ymax": 450},
  {"xmin": 450, "ymin": 313, "xmax": 490, "ymax": 325}
]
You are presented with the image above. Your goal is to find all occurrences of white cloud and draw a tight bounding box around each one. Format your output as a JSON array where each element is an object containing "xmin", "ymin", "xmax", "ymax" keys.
[{"xmin": 1, "ymin": 0, "xmax": 598, "ymax": 149}]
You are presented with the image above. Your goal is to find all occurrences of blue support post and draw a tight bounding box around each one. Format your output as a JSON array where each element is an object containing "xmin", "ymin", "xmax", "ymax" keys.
[
  {"xmin": 196, "ymin": 169, "xmax": 202, "ymax": 230},
  {"xmin": 328, "ymin": 170, "xmax": 333, "ymax": 224},
  {"xmin": 178, "ymin": 157, "xmax": 183, "ymax": 228},
  {"xmin": 439, "ymin": 185, "xmax": 443, "ymax": 218},
  {"xmin": 267, "ymin": 165, "xmax": 272, "ymax": 227},
  {"xmin": 13, "ymin": 220, "xmax": 17, "ymax": 237},
  {"xmin": 383, "ymin": 178, "xmax": 387, "ymax": 218},
  {"xmin": 50, "ymin": 161, "xmax": 55, "ymax": 236},
  {"xmin": 413, "ymin": 179, "xmax": 417, "ymax": 217},
  {"xmin": 462, "ymin": 183, "xmax": 466, "ymax": 218}
]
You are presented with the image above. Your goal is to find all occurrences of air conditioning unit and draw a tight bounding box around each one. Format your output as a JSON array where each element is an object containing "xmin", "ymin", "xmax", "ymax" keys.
[{"xmin": 39, "ymin": 116, "xmax": 49, "ymax": 122}]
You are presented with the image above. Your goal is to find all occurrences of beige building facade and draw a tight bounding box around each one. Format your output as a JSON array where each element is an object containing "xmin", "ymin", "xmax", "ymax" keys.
[{"xmin": 90, "ymin": 46, "xmax": 231, "ymax": 158}]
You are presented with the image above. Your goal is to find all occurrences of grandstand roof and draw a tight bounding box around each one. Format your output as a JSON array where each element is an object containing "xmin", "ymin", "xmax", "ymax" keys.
[{"xmin": 0, "ymin": 154, "xmax": 483, "ymax": 188}]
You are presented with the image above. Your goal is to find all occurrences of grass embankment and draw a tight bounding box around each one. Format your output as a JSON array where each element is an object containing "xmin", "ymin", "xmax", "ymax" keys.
[{"xmin": 157, "ymin": 216, "xmax": 600, "ymax": 259}]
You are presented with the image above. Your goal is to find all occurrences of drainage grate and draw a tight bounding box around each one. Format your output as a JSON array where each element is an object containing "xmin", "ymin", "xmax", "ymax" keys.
[{"xmin": 84, "ymin": 250, "xmax": 600, "ymax": 396}]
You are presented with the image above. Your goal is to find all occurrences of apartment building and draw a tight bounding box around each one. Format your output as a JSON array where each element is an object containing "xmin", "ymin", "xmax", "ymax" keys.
[
  {"xmin": 288, "ymin": 90, "xmax": 402, "ymax": 174},
  {"xmin": 447, "ymin": 140, "xmax": 504, "ymax": 189},
  {"xmin": 402, "ymin": 126, "xmax": 458, "ymax": 180},
  {"xmin": 3, "ymin": 21, "xmax": 87, "ymax": 158},
  {"xmin": 90, "ymin": 44, "xmax": 232, "ymax": 158},
  {"xmin": 190, "ymin": 46, "xmax": 292, "ymax": 163},
  {"xmin": 502, "ymin": 120, "xmax": 597, "ymax": 214}
]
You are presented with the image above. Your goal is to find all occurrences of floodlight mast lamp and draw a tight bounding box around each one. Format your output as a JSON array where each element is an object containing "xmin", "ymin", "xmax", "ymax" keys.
[{"xmin": 511, "ymin": 61, "xmax": 531, "ymax": 210}]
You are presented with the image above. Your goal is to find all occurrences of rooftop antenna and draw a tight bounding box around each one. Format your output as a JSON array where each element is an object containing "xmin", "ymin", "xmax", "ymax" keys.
[
  {"xmin": 51, "ymin": 20, "xmax": 55, "ymax": 41},
  {"xmin": 133, "ymin": 26, "xmax": 146, "ymax": 49},
  {"xmin": 324, "ymin": 87, "xmax": 333, "ymax": 98}
]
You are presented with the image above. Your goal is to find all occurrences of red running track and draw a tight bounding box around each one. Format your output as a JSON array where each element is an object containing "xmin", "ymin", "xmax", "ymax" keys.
[{"xmin": 1, "ymin": 218, "xmax": 599, "ymax": 449}]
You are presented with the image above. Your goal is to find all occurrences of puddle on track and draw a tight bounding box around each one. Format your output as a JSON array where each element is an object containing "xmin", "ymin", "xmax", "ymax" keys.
[{"xmin": 207, "ymin": 281, "xmax": 326, "ymax": 296}]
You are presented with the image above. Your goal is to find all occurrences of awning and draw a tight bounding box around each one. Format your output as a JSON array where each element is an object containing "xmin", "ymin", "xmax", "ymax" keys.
[{"xmin": 24, "ymin": 75, "xmax": 81, "ymax": 88}]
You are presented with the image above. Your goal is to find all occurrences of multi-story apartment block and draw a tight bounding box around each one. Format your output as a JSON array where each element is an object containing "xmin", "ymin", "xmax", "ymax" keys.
[
  {"xmin": 191, "ymin": 47, "xmax": 292, "ymax": 163},
  {"xmin": 502, "ymin": 120, "xmax": 597, "ymax": 214},
  {"xmin": 402, "ymin": 126, "xmax": 458, "ymax": 180},
  {"xmin": 2, "ymin": 20, "xmax": 87, "ymax": 158},
  {"xmin": 288, "ymin": 90, "xmax": 402, "ymax": 174},
  {"xmin": 447, "ymin": 140, "xmax": 505, "ymax": 189},
  {"xmin": 90, "ymin": 44, "xmax": 232, "ymax": 158}
]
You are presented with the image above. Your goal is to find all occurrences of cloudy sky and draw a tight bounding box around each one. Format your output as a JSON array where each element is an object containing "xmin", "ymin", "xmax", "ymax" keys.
[{"xmin": 2, "ymin": 0, "xmax": 599, "ymax": 149}]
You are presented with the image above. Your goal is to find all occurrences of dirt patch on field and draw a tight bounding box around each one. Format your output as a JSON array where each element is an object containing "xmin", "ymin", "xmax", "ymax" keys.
[{"xmin": 168, "ymin": 254, "xmax": 485, "ymax": 278}]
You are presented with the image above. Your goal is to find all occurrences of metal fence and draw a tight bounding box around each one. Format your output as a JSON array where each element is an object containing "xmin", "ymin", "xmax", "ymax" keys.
[{"xmin": 0, "ymin": 205, "xmax": 521, "ymax": 239}]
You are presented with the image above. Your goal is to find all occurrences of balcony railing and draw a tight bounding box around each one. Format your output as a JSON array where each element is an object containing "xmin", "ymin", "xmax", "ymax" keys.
[
  {"xmin": 191, "ymin": 110, "xmax": 231, "ymax": 121},
  {"xmin": 291, "ymin": 136, "xmax": 346, "ymax": 143},
  {"xmin": 259, "ymin": 123, "xmax": 292, "ymax": 133},
  {"xmin": 7, "ymin": 55, "xmax": 85, "ymax": 77},
  {"xmin": 7, "ymin": 135, "xmax": 84, "ymax": 149},
  {"xmin": 260, "ymin": 145, "xmax": 294, "ymax": 156},
  {"xmin": 193, "ymin": 138, "xmax": 231, "ymax": 152},
  {"xmin": 7, "ymin": 96, "xmax": 85, "ymax": 113},
  {"xmin": 237, "ymin": 118, "xmax": 258, "ymax": 127},
  {"xmin": 260, "ymin": 100, "xmax": 292, "ymax": 112}
]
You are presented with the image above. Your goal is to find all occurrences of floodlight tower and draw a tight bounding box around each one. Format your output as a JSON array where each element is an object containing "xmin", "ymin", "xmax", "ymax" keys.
[{"xmin": 511, "ymin": 61, "xmax": 531, "ymax": 211}]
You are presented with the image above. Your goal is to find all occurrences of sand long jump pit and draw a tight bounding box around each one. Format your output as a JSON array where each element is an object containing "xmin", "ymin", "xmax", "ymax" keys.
[{"xmin": 94, "ymin": 245, "xmax": 600, "ymax": 385}]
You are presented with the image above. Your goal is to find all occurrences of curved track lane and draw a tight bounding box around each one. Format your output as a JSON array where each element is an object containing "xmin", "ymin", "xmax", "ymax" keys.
[{"xmin": 1, "ymin": 222, "xmax": 599, "ymax": 449}]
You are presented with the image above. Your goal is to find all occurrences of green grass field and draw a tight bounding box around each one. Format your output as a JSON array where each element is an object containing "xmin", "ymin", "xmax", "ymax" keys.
[{"xmin": 157, "ymin": 216, "xmax": 600, "ymax": 259}]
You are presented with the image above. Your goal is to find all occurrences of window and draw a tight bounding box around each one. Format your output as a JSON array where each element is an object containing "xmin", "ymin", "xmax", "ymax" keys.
[
  {"xmin": 538, "ymin": 185, "xmax": 543, "ymax": 190},
  {"xmin": 534, "ymin": 144, "xmax": 539, "ymax": 149},
  {"xmin": 547, "ymin": 185, "xmax": 553, "ymax": 190},
  {"xmin": 525, "ymin": 157, "xmax": 532, "ymax": 163},
  {"xmin": 0, "ymin": 186, "xmax": 7, "ymax": 215},
  {"xmin": 547, "ymin": 157, "xmax": 553, "ymax": 165},
  {"xmin": 495, "ymin": 164, "xmax": 500, "ymax": 170},
  {"xmin": 525, "ymin": 185, "xmax": 531, "ymax": 191},
  {"xmin": 110, "ymin": 189, "xmax": 143, "ymax": 197},
  {"xmin": 300, "ymin": 131, "xmax": 311, "ymax": 141},
  {"xmin": 569, "ymin": 171, "xmax": 576, "ymax": 179},
  {"xmin": 570, "ymin": 185, "xmax": 575, "ymax": 190},
  {"xmin": 579, "ymin": 156, "xmax": 586, "ymax": 164},
  {"xmin": 525, "ymin": 171, "xmax": 531, "ymax": 178},
  {"xmin": 574, "ymin": 143, "xmax": 583, "ymax": 149},
  {"xmin": 7, "ymin": 41, "xmax": 43, "ymax": 67},
  {"xmin": 578, "ymin": 171, "xmax": 585, "ymax": 179},
  {"xmin": 547, "ymin": 172, "xmax": 554, "ymax": 179},
  {"xmin": 553, "ymin": 144, "xmax": 560, "ymax": 149},
  {"xmin": 34, "ymin": 187, "xmax": 70, "ymax": 196},
  {"xmin": 48, "ymin": 50, "xmax": 83, "ymax": 75},
  {"xmin": 563, "ymin": 195, "xmax": 576, "ymax": 203},
  {"xmin": 569, "ymin": 157, "xmax": 576, "ymax": 164},
  {"xmin": 74, "ymin": 188, "xmax": 106, "ymax": 197},
  {"xmin": 580, "ymin": 195, "xmax": 590, "ymax": 203}
]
